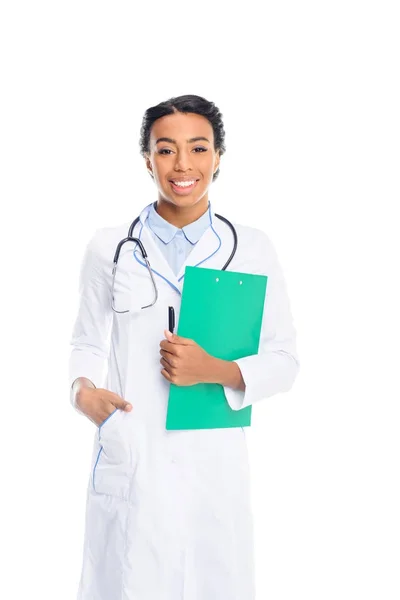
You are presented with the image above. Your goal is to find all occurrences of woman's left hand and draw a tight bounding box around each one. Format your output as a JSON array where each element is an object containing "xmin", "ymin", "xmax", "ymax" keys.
[{"xmin": 159, "ymin": 330, "xmax": 215, "ymax": 386}]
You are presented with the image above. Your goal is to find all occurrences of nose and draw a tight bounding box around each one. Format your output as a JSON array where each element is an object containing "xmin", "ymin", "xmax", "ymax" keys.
[{"xmin": 173, "ymin": 149, "xmax": 193, "ymax": 172}]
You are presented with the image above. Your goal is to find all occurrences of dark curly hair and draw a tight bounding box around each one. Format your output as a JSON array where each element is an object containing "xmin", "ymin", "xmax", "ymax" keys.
[{"xmin": 139, "ymin": 94, "xmax": 226, "ymax": 182}]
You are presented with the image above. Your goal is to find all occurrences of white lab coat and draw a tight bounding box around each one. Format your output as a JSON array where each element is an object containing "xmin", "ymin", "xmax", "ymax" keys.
[{"xmin": 69, "ymin": 202, "xmax": 299, "ymax": 600}]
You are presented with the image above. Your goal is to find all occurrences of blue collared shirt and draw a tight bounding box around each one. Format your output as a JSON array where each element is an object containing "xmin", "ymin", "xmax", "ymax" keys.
[{"xmin": 145, "ymin": 202, "xmax": 211, "ymax": 275}]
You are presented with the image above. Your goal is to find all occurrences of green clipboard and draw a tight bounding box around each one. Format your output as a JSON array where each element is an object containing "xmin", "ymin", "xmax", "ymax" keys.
[{"xmin": 166, "ymin": 266, "xmax": 268, "ymax": 430}]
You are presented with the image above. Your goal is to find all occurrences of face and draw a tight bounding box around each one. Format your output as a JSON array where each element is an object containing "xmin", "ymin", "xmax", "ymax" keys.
[{"xmin": 145, "ymin": 111, "xmax": 220, "ymax": 210}]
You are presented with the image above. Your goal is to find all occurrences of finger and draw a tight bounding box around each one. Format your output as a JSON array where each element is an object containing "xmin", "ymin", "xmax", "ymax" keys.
[
  {"xmin": 164, "ymin": 330, "xmax": 193, "ymax": 345},
  {"xmin": 106, "ymin": 392, "xmax": 132, "ymax": 411},
  {"xmin": 114, "ymin": 401, "xmax": 133, "ymax": 412},
  {"xmin": 104, "ymin": 390, "xmax": 131, "ymax": 405},
  {"xmin": 161, "ymin": 368, "xmax": 172, "ymax": 382},
  {"xmin": 160, "ymin": 357, "xmax": 173, "ymax": 371},
  {"xmin": 160, "ymin": 350, "xmax": 174, "ymax": 366},
  {"xmin": 160, "ymin": 340, "xmax": 179, "ymax": 355}
]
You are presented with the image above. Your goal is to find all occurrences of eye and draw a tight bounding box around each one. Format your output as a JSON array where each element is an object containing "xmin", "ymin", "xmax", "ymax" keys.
[{"xmin": 158, "ymin": 146, "xmax": 207, "ymax": 155}]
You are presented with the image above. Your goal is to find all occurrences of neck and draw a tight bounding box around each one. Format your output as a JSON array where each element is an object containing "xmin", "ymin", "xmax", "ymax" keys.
[{"xmin": 155, "ymin": 198, "xmax": 209, "ymax": 228}]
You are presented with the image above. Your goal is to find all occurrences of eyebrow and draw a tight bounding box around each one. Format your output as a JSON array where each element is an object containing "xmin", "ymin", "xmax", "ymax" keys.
[{"xmin": 155, "ymin": 136, "xmax": 211, "ymax": 145}]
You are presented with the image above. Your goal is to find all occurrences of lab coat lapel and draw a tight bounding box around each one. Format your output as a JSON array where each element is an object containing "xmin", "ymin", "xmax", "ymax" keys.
[
  {"xmin": 130, "ymin": 203, "xmax": 236, "ymax": 297},
  {"xmin": 132, "ymin": 221, "xmax": 182, "ymax": 295},
  {"xmin": 175, "ymin": 210, "xmax": 235, "ymax": 288}
]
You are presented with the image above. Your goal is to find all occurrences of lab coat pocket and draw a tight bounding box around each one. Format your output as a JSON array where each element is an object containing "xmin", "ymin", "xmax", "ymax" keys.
[
  {"xmin": 98, "ymin": 407, "xmax": 120, "ymax": 431},
  {"xmin": 92, "ymin": 409, "xmax": 135, "ymax": 501}
]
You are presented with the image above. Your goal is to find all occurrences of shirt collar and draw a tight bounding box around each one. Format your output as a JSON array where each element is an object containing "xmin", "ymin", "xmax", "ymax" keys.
[{"xmin": 146, "ymin": 201, "xmax": 212, "ymax": 245}]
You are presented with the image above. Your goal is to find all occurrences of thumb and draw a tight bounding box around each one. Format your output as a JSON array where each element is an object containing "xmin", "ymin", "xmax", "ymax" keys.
[
  {"xmin": 118, "ymin": 399, "xmax": 133, "ymax": 412},
  {"xmin": 108, "ymin": 391, "xmax": 132, "ymax": 411},
  {"xmin": 164, "ymin": 329, "xmax": 193, "ymax": 345}
]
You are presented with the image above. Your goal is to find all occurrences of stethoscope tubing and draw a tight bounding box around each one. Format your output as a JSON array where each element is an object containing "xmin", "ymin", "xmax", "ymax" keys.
[{"xmin": 111, "ymin": 211, "xmax": 237, "ymax": 313}]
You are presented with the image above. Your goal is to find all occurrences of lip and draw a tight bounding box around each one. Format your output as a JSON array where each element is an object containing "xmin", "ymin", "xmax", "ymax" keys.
[
  {"xmin": 169, "ymin": 179, "xmax": 199, "ymax": 195},
  {"xmin": 169, "ymin": 177, "xmax": 200, "ymax": 183}
]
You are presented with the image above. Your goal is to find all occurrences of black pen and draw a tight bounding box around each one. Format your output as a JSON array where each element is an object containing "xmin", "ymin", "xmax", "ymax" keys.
[{"xmin": 168, "ymin": 306, "xmax": 175, "ymax": 334}]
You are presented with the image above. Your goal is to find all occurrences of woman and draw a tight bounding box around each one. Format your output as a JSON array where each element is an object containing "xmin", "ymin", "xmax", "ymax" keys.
[{"xmin": 69, "ymin": 94, "xmax": 300, "ymax": 600}]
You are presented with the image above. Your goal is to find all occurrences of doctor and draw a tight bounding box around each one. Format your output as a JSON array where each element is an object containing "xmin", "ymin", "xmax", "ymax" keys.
[{"xmin": 69, "ymin": 94, "xmax": 300, "ymax": 600}]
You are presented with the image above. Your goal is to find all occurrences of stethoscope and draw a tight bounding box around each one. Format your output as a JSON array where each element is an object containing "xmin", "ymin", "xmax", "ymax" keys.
[{"xmin": 111, "ymin": 212, "xmax": 238, "ymax": 313}]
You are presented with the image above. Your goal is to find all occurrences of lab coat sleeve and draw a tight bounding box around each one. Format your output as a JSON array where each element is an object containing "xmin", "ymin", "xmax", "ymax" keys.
[
  {"xmin": 68, "ymin": 229, "xmax": 113, "ymax": 409},
  {"xmin": 223, "ymin": 232, "xmax": 300, "ymax": 410}
]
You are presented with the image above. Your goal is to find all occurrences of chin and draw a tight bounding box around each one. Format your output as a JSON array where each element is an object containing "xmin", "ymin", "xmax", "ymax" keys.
[{"xmin": 160, "ymin": 190, "xmax": 205, "ymax": 208}]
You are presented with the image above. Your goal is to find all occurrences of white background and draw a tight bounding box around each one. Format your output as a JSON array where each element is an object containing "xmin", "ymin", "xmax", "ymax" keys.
[{"xmin": 1, "ymin": 1, "xmax": 399, "ymax": 598}]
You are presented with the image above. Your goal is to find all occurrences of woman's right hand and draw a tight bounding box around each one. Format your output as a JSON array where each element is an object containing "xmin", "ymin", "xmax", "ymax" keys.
[{"xmin": 75, "ymin": 384, "xmax": 132, "ymax": 427}]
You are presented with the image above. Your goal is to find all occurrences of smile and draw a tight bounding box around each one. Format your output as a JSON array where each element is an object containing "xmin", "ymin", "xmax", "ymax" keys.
[{"xmin": 169, "ymin": 179, "xmax": 199, "ymax": 194}]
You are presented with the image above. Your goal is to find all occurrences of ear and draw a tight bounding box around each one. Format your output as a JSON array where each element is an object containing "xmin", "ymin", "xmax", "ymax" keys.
[
  {"xmin": 145, "ymin": 155, "xmax": 154, "ymax": 177},
  {"xmin": 214, "ymin": 150, "xmax": 220, "ymax": 174}
]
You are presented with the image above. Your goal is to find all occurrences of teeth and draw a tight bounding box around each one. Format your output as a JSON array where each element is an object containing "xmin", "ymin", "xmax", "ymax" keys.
[{"xmin": 172, "ymin": 180, "xmax": 196, "ymax": 187}]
